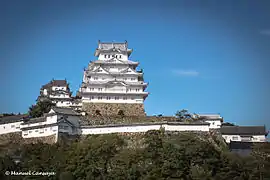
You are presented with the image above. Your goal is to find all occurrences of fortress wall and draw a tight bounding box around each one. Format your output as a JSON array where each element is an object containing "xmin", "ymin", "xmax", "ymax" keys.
[{"xmin": 82, "ymin": 103, "xmax": 146, "ymax": 117}]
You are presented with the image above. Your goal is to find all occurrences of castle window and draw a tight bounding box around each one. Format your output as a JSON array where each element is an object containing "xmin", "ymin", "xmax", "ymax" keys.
[
  {"xmin": 61, "ymin": 101, "xmax": 63, "ymax": 103},
  {"xmin": 98, "ymin": 96, "xmax": 102, "ymax": 100},
  {"xmin": 3, "ymin": 126, "xmax": 5, "ymax": 129},
  {"xmin": 94, "ymin": 77, "xmax": 98, "ymax": 80},
  {"xmin": 98, "ymin": 88, "xmax": 102, "ymax": 91},
  {"xmin": 29, "ymin": 131, "xmax": 32, "ymax": 133},
  {"xmin": 136, "ymin": 89, "xmax": 140, "ymax": 92},
  {"xmin": 123, "ymin": 97, "xmax": 127, "ymax": 100},
  {"xmin": 91, "ymin": 96, "xmax": 95, "ymax": 99},
  {"xmin": 106, "ymin": 96, "xmax": 111, "ymax": 100},
  {"xmin": 131, "ymin": 78, "xmax": 135, "ymax": 81},
  {"xmin": 108, "ymin": 55, "xmax": 110, "ymax": 58},
  {"xmin": 119, "ymin": 55, "xmax": 122, "ymax": 59},
  {"xmin": 35, "ymin": 130, "xmax": 38, "ymax": 132},
  {"xmin": 115, "ymin": 97, "xmax": 119, "ymax": 100},
  {"xmin": 104, "ymin": 55, "xmax": 107, "ymax": 58},
  {"xmin": 232, "ymin": 136, "xmax": 238, "ymax": 140},
  {"xmin": 11, "ymin": 125, "xmax": 15, "ymax": 128}
]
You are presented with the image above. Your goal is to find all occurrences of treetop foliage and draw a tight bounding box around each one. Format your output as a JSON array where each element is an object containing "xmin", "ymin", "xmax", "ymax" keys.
[{"xmin": 0, "ymin": 131, "xmax": 269, "ymax": 179}]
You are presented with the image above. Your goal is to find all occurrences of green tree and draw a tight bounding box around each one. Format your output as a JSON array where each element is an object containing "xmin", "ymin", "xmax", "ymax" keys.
[
  {"xmin": 28, "ymin": 100, "xmax": 55, "ymax": 118},
  {"xmin": 175, "ymin": 109, "xmax": 196, "ymax": 122}
]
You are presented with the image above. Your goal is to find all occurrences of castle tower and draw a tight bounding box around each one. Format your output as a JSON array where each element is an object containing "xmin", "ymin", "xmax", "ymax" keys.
[
  {"xmin": 79, "ymin": 41, "xmax": 149, "ymax": 116},
  {"xmin": 37, "ymin": 79, "xmax": 73, "ymax": 107}
]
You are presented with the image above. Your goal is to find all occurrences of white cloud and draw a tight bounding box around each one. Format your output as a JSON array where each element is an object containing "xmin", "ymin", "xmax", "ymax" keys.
[
  {"xmin": 260, "ymin": 30, "xmax": 270, "ymax": 36},
  {"xmin": 172, "ymin": 69, "xmax": 199, "ymax": 77}
]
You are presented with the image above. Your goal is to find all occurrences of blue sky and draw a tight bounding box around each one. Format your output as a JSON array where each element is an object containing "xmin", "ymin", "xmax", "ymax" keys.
[{"xmin": 0, "ymin": 0, "xmax": 270, "ymax": 130}]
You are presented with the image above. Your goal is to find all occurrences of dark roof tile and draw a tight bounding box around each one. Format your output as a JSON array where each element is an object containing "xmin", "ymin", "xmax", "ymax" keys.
[
  {"xmin": 221, "ymin": 126, "xmax": 266, "ymax": 135},
  {"xmin": 0, "ymin": 114, "xmax": 29, "ymax": 125}
]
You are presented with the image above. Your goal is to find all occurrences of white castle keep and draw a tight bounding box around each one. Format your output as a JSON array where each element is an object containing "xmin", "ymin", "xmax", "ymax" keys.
[{"xmin": 79, "ymin": 40, "xmax": 149, "ymax": 104}]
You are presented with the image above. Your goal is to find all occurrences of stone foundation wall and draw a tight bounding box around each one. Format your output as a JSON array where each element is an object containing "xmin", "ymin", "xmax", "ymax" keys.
[
  {"xmin": 80, "ymin": 115, "xmax": 179, "ymax": 125},
  {"xmin": 82, "ymin": 103, "xmax": 146, "ymax": 117},
  {"xmin": 0, "ymin": 133, "xmax": 57, "ymax": 145},
  {"xmin": 23, "ymin": 135, "xmax": 57, "ymax": 144},
  {"xmin": 0, "ymin": 132, "xmax": 23, "ymax": 146}
]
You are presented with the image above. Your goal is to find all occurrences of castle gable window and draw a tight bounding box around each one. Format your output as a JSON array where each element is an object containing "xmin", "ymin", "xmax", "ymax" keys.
[{"xmin": 232, "ymin": 136, "xmax": 238, "ymax": 140}]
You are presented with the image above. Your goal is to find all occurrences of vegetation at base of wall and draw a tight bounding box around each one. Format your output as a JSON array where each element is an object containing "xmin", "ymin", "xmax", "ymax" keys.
[
  {"xmin": 28, "ymin": 100, "xmax": 56, "ymax": 118},
  {"xmin": 0, "ymin": 130, "xmax": 269, "ymax": 180}
]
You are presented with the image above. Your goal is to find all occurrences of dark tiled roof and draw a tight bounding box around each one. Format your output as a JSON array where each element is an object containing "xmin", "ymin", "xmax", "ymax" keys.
[
  {"xmin": 50, "ymin": 107, "xmax": 79, "ymax": 116},
  {"xmin": 51, "ymin": 80, "xmax": 67, "ymax": 87},
  {"xmin": 41, "ymin": 80, "xmax": 68, "ymax": 90},
  {"xmin": 21, "ymin": 117, "xmax": 46, "ymax": 125},
  {"xmin": 221, "ymin": 126, "xmax": 267, "ymax": 135},
  {"xmin": 98, "ymin": 41, "xmax": 128, "ymax": 51},
  {"xmin": 0, "ymin": 114, "xmax": 29, "ymax": 125}
]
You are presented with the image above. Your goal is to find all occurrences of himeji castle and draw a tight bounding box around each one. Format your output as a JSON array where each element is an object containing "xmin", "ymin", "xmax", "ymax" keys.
[{"xmin": 77, "ymin": 41, "xmax": 149, "ymax": 116}]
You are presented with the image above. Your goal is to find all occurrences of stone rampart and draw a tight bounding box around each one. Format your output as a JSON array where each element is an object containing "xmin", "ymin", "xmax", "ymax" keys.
[
  {"xmin": 80, "ymin": 115, "xmax": 179, "ymax": 125},
  {"xmin": 82, "ymin": 103, "xmax": 146, "ymax": 117}
]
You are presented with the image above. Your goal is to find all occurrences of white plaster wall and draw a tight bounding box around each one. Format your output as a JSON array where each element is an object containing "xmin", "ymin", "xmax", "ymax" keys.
[
  {"xmin": 20, "ymin": 115, "xmax": 58, "ymax": 130},
  {"xmin": 22, "ymin": 126, "xmax": 58, "ymax": 138},
  {"xmin": 164, "ymin": 124, "xmax": 209, "ymax": 132},
  {"xmin": 46, "ymin": 115, "xmax": 58, "ymax": 124},
  {"xmin": 222, "ymin": 135, "xmax": 266, "ymax": 143},
  {"xmin": 0, "ymin": 121, "xmax": 22, "ymax": 135},
  {"xmin": 81, "ymin": 124, "xmax": 210, "ymax": 135},
  {"xmin": 98, "ymin": 53, "xmax": 128, "ymax": 61},
  {"xmin": 43, "ymin": 89, "xmax": 48, "ymax": 96},
  {"xmin": 52, "ymin": 86, "xmax": 67, "ymax": 91},
  {"xmin": 50, "ymin": 94, "xmax": 70, "ymax": 99},
  {"xmin": 205, "ymin": 120, "xmax": 222, "ymax": 129},
  {"xmin": 81, "ymin": 124, "xmax": 161, "ymax": 135},
  {"xmin": 55, "ymin": 101, "xmax": 71, "ymax": 107}
]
